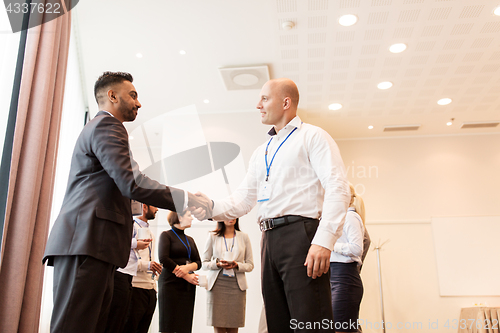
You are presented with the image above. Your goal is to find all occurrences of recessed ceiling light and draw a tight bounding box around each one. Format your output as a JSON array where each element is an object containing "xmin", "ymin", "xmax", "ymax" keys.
[
  {"xmin": 437, "ymin": 98, "xmax": 452, "ymax": 105},
  {"xmin": 328, "ymin": 103, "xmax": 343, "ymax": 111},
  {"xmin": 368, "ymin": 125, "xmax": 374, "ymax": 129},
  {"xmin": 389, "ymin": 43, "xmax": 407, "ymax": 53},
  {"xmin": 494, "ymin": 6, "xmax": 500, "ymax": 16},
  {"xmin": 338, "ymin": 14, "xmax": 358, "ymax": 27},
  {"xmin": 129, "ymin": 135, "xmax": 134, "ymax": 140},
  {"xmin": 179, "ymin": 50, "xmax": 186, "ymax": 55},
  {"xmin": 203, "ymin": 99, "xmax": 210, "ymax": 104},
  {"xmin": 136, "ymin": 53, "xmax": 143, "ymax": 58},
  {"xmin": 446, "ymin": 121, "xmax": 453, "ymax": 126},
  {"xmin": 377, "ymin": 81, "xmax": 393, "ymax": 90}
]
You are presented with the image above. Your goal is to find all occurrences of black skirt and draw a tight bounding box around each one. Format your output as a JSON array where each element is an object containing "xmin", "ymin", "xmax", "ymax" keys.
[
  {"xmin": 158, "ymin": 274, "xmax": 196, "ymax": 333},
  {"xmin": 330, "ymin": 262, "xmax": 364, "ymax": 332}
]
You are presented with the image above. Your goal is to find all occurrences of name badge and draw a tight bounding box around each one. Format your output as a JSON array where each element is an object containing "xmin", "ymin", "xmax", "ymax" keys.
[{"xmin": 257, "ymin": 181, "xmax": 272, "ymax": 202}]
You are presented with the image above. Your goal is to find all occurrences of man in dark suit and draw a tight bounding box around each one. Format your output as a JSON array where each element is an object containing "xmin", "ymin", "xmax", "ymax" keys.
[{"xmin": 43, "ymin": 72, "xmax": 211, "ymax": 333}]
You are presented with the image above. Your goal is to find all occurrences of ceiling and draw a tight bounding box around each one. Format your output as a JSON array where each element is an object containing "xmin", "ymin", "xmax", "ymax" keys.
[{"xmin": 75, "ymin": 0, "xmax": 500, "ymax": 139}]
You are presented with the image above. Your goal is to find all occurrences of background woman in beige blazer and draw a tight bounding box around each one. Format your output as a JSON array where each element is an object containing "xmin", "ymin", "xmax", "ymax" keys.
[{"xmin": 202, "ymin": 218, "xmax": 254, "ymax": 333}]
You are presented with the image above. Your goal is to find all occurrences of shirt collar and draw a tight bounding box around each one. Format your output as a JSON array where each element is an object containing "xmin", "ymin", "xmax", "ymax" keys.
[
  {"xmin": 99, "ymin": 110, "xmax": 114, "ymax": 117},
  {"xmin": 133, "ymin": 216, "xmax": 149, "ymax": 228},
  {"xmin": 267, "ymin": 116, "xmax": 302, "ymax": 136}
]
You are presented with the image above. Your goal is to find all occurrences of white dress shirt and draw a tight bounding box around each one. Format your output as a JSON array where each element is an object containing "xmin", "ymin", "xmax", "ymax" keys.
[
  {"xmin": 213, "ymin": 116, "xmax": 350, "ymax": 251},
  {"xmin": 330, "ymin": 207, "xmax": 364, "ymax": 265}
]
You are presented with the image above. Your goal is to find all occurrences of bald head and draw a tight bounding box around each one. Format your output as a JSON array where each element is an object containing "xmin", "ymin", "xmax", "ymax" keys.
[{"xmin": 268, "ymin": 78, "xmax": 300, "ymax": 111}]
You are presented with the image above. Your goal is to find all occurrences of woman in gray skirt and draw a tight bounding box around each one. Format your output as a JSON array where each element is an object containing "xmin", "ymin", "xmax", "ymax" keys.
[{"xmin": 202, "ymin": 218, "xmax": 254, "ymax": 333}]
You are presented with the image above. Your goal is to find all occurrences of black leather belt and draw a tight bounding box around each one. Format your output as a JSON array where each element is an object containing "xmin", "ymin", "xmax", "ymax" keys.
[{"xmin": 259, "ymin": 215, "xmax": 314, "ymax": 232}]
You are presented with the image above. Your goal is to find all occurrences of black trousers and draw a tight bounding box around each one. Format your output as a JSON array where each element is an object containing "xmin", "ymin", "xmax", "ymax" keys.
[
  {"xmin": 261, "ymin": 218, "xmax": 334, "ymax": 333},
  {"xmin": 104, "ymin": 271, "xmax": 133, "ymax": 333},
  {"xmin": 51, "ymin": 255, "xmax": 116, "ymax": 333},
  {"xmin": 123, "ymin": 287, "xmax": 157, "ymax": 333}
]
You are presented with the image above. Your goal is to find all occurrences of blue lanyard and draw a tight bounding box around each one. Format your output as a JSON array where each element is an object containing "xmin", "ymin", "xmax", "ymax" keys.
[
  {"xmin": 223, "ymin": 231, "xmax": 236, "ymax": 252},
  {"xmin": 135, "ymin": 220, "xmax": 151, "ymax": 260},
  {"xmin": 265, "ymin": 127, "xmax": 297, "ymax": 181},
  {"xmin": 171, "ymin": 228, "xmax": 192, "ymax": 261}
]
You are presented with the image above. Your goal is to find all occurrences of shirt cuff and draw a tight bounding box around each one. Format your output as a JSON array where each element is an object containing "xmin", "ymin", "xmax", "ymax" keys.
[
  {"xmin": 311, "ymin": 230, "xmax": 336, "ymax": 251},
  {"xmin": 131, "ymin": 238, "xmax": 138, "ymax": 249},
  {"xmin": 182, "ymin": 190, "xmax": 188, "ymax": 212}
]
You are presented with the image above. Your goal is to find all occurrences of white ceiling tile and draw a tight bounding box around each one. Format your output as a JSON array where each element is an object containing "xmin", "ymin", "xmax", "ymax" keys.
[
  {"xmin": 308, "ymin": 16, "xmax": 328, "ymax": 28},
  {"xmin": 352, "ymin": 82, "xmax": 370, "ymax": 90},
  {"xmin": 333, "ymin": 46, "xmax": 353, "ymax": 56},
  {"xmin": 283, "ymin": 63, "xmax": 300, "ymax": 71},
  {"xmin": 442, "ymin": 39, "xmax": 465, "ymax": 50},
  {"xmin": 472, "ymin": 76, "xmax": 491, "ymax": 85},
  {"xmin": 421, "ymin": 25, "xmax": 444, "ymax": 37},
  {"xmin": 410, "ymin": 108, "xmax": 425, "ymax": 114},
  {"xmin": 450, "ymin": 23, "xmax": 474, "ymax": 35},
  {"xmin": 415, "ymin": 41, "xmax": 436, "ymax": 52},
  {"xmin": 428, "ymin": 7, "xmax": 452, "ymax": 20},
  {"xmin": 443, "ymin": 87, "xmax": 460, "ymax": 95},
  {"xmin": 330, "ymin": 84, "xmax": 346, "ymax": 91},
  {"xmin": 371, "ymin": 0, "xmax": 392, "ymax": 6},
  {"xmin": 458, "ymin": 5, "xmax": 484, "ymax": 19},
  {"xmin": 308, "ymin": 0, "xmax": 329, "ymax": 11},
  {"xmin": 424, "ymin": 78, "xmax": 442, "ymax": 86},
  {"xmin": 419, "ymin": 89, "xmax": 436, "ymax": 97},
  {"xmin": 435, "ymin": 54, "xmax": 456, "ymax": 63},
  {"xmin": 454, "ymin": 65, "xmax": 475, "ymax": 74},
  {"xmin": 488, "ymin": 51, "xmax": 500, "ymax": 61},
  {"xmin": 308, "ymin": 61, "xmax": 325, "ymax": 70},
  {"xmin": 333, "ymin": 60, "xmax": 351, "ymax": 68},
  {"xmin": 308, "ymin": 48, "xmax": 326, "ymax": 58},
  {"xmin": 336, "ymin": 31, "xmax": 356, "ymax": 42},
  {"xmin": 380, "ymin": 69, "xmax": 399, "ymax": 77},
  {"xmin": 480, "ymin": 64, "xmax": 500, "ymax": 73},
  {"xmin": 355, "ymin": 71, "xmax": 373, "ymax": 79},
  {"xmin": 470, "ymin": 38, "xmax": 494, "ymax": 48},
  {"xmin": 403, "ymin": 0, "xmax": 424, "ymax": 4},
  {"xmin": 464, "ymin": 86, "xmax": 484, "ymax": 95},
  {"xmin": 481, "ymin": 95, "xmax": 498, "ymax": 103},
  {"xmin": 429, "ymin": 67, "xmax": 448, "ymax": 75},
  {"xmin": 371, "ymin": 101, "xmax": 387, "ymax": 108},
  {"xmin": 368, "ymin": 109, "xmax": 385, "ymax": 116},
  {"xmin": 367, "ymin": 12, "xmax": 390, "ymax": 24},
  {"xmin": 360, "ymin": 44, "xmax": 380, "ymax": 55},
  {"xmin": 480, "ymin": 22, "xmax": 500, "ymax": 34},
  {"xmin": 396, "ymin": 91, "xmax": 413, "ymax": 98},
  {"xmin": 383, "ymin": 57, "xmax": 403, "ymax": 66},
  {"xmin": 350, "ymin": 92, "xmax": 367, "ymax": 100},
  {"xmin": 364, "ymin": 29, "xmax": 385, "ymax": 41},
  {"xmin": 308, "ymin": 73, "xmax": 324, "ymax": 81},
  {"xmin": 308, "ymin": 85, "xmax": 323, "ymax": 92},
  {"xmin": 277, "ymin": 0, "xmax": 297, "ymax": 13},
  {"xmin": 339, "ymin": 0, "xmax": 361, "ymax": 9},
  {"xmin": 331, "ymin": 72, "xmax": 349, "ymax": 80},
  {"xmin": 281, "ymin": 49, "xmax": 299, "ymax": 59},
  {"xmin": 462, "ymin": 52, "xmax": 483, "ymax": 61},
  {"xmin": 392, "ymin": 27, "xmax": 414, "ymax": 38},
  {"xmin": 280, "ymin": 34, "xmax": 299, "ymax": 46},
  {"xmin": 404, "ymin": 68, "xmax": 424, "ymax": 77},
  {"xmin": 414, "ymin": 99, "xmax": 430, "ymax": 106},
  {"xmin": 398, "ymin": 9, "xmax": 421, "ymax": 23},
  {"xmin": 409, "ymin": 55, "xmax": 429, "ymax": 65},
  {"xmin": 308, "ymin": 33, "xmax": 327, "ymax": 44},
  {"xmin": 447, "ymin": 77, "xmax": 468, "ymax": 85},
  {"xmin": 358, "ymin": 58, "xmax": 377, "ymax": 67},
  {"xmin": 401, "ymin": 80, "xmax": 418, "ymax": 88}
]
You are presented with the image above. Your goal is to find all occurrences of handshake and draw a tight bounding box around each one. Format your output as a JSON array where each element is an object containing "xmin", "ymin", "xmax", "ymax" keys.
[{"xmin": 186, "ymin": 192, "xmax": 213, "ymax": 220}]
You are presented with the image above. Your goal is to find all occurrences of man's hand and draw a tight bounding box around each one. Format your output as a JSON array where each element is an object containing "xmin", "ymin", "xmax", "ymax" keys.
[
  {"xmin": 304, "ymin": 244, "xmax": 331, "ymax": 279},
  {"xmin": 188, "ymin": 191, "xmax": 212, "ymax": 220},
  {"xmin": 136, "ymin": 239, "xmax": 151, "ymax": 250},
  {"xmin": 150, "ymin": 261, "xmax": 162, "ymax": 275}
]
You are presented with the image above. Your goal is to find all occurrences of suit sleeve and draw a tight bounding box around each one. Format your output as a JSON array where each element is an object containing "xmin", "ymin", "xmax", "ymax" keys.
[
  {"xmin": 202, "ymin": 233, "xmax": 218, "ymax": 270},
  {"xmin": 235, "ymin": 233, "xmax": 254, "ymax": 273},
  {"xmin": 92, "ymin": 116, "xmax": 185, "ymax": 211}
]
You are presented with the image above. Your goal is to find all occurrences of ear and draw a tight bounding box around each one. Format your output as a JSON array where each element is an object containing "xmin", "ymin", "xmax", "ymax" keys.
[
  {"xmin": 142, "ymin": 204, "xmax": 148, "ymax": 214},
  {"xmin": 107, "ymin": 89, "xmax": 117, "ymax": 103},
  {"xmin": 283, "ymin": 96, "xmax": 291, "ymax": 110}
]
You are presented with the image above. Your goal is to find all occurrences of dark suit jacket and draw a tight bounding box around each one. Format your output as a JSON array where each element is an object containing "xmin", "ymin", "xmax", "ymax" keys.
[{"xmin": 43, "ymin": 111, "xmax": 185, "ymax": 268}]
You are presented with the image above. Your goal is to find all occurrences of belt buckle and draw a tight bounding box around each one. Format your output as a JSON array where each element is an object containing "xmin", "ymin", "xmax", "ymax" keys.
[{"xmin": 260, "ymin": 218, "xmax": 274, "ymax": 231}]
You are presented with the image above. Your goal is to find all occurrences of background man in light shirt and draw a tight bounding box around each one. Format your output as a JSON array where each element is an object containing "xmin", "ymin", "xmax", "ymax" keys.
[{"xmin": 194, "ymin": 78, "xmax": 350, "ymax": 332}]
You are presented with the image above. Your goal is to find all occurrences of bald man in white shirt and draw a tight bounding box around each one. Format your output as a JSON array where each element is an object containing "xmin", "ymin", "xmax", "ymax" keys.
[{"xmin": 194, "ymin": 78, "xmax": 350, "ymax": 333}]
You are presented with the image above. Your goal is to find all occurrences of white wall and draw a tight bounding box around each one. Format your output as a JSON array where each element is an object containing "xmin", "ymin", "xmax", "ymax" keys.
[{"xmin": 336, "ymin": 133, "xmax": 500, "ymax": 333}]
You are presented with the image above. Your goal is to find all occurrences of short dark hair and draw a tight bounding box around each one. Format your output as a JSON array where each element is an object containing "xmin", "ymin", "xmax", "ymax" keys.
[
  {"xmin": 167, "ymin": 210, "xmax": 188, "ymax": 227},
  {"xmin": 94, "ymin": 71, "xmax": 133, "ymax": 104},
  {"xmin": 213, "ymin": 218, "xmax": 240, "ymax": 237}
]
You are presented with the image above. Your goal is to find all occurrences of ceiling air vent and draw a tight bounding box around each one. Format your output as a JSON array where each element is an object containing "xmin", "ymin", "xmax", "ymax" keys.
[
  {"xmin": 219, "ymin": 65, "xmax": 270, "ymax": 91},
  {"xmin": 460, "ymin": 121, "xmax": 499, "ymax": 129},
  {"xmin": 383, "ymin": 124, "xmax": 420, "ymax": 132}
]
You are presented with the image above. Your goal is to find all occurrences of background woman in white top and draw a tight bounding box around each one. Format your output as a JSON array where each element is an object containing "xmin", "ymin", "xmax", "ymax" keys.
[
  {"xmin": 330, "ymin": 183, "xmax": 367, "ymax": 333},
  {"xmin": 202, "ymin": 218, "xmax": 254, "ymax": 333}
]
